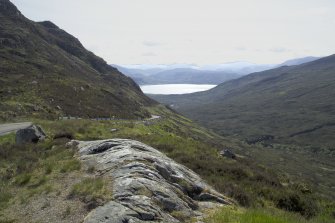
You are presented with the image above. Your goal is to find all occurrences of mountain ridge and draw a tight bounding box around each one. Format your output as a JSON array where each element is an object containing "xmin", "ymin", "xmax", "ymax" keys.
[
  {"xmin": 115, "ymin": 57, "xmax": 320, "ymax": 85},
  {"xmin": 0, "ymin": 0, "xmax": 154, "ymax": 120}
]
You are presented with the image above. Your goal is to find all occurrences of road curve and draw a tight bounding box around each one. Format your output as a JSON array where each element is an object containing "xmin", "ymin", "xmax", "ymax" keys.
[{"xmin": 0, "ymin": 122, "xmax": 32, "ymax": 136}]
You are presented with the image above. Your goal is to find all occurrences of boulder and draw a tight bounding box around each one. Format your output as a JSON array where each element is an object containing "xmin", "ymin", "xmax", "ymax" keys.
[
  {"xmin": 219, "ymin": 149, "xmax": 236, "ymax": 159},
  {"xmin": 15, "ymin": 125, "xmax": 46, "ymax": 144},
  {"xmin": 67, "ymin": 139, "xmax": 233, "ymax": 223}
]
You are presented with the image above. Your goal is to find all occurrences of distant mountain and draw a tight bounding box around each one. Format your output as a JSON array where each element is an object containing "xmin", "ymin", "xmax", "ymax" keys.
[
  {"xmin": 199, "ymin": 61, "xmax": 275, "ymax": 75},
  {"xmin": 0, "ymin": 0, "xmax": 154, "ymax": 120},
  {"xmin": 151, "ymin": 54, "xmax": 335, "ymax": 148},
  {"xmin": 116, "ymin": 58, "xmax": 319, "ymax": 85},
  {"xmin": 114, "ymin": 62, "xmax": 272, "ymax": 85},
  {"xmin": 144, "ymin": 68, "xmax": 242, "ymax": 84},
  {"xmin": 279, "ymin": 57, "xmax": 320, "ymax": 66},
  {"xmin": 114, "ymin": 65, "xmax": 242, "ymax": 85},
  {"xmin": 278, "ymin": 56, "xmax": 320, "ymax": 67}
]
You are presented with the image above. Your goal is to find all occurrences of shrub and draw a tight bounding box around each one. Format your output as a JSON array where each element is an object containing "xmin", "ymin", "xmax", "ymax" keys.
[
  {"xmin": 276, "ymin": 193, "xmax": 319, "ymax": 218},
  {"xmin": 53, "ymin": 132, "xmax": 74, "ymax": 140},
  {"xmin": 14, "ymin": 173, "xmax": 32, "ymax": 186}
]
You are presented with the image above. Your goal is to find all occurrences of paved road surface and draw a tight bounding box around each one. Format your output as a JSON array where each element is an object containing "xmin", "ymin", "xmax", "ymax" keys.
[{"xmin": 0, "ymin": 122, "xmax": 32, "ymax": 136}]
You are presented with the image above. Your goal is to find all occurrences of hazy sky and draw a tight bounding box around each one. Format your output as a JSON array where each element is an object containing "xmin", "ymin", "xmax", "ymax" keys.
[{"xmin": 11, "ymin": 0, "xmax": 335, "ymax": 65}]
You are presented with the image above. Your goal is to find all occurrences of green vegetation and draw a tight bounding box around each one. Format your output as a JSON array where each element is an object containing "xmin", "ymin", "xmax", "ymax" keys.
[
  {"xmin": 0, "ymin": 139, "xmax": 76, "ymax": 204},
  {"xmin": 0, "ymin": 105, "xmax": 334, "ymax": 221},
  {"xmin": 0, "ymin": 133, "xmax": 86, "ymax": 221},
  {"xmin": 152, "ymin": 55, "xmax": 335, "ymax": 148},
  {"xmin": 0, "ymin": 0, "xmax": 154, "ymax": 121},
  {"xmin": 2, "ymin": 105, "xmax": 326, "ymax": 220},
  {"xmin": 70, "ymin": 177, "xmax": 112, "ymax": 201},
  {"xmin": 204, "ymin": 207, "xmax": 335, "ymax": 223},
  {"xmin": 151, "ymin": 55, "xmax": 335, "ymax": 200},
  {"xmin": 2, "ymin": 1, "xmax": 333, "ymax": 222}
]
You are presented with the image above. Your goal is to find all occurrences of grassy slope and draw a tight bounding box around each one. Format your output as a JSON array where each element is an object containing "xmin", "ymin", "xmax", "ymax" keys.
[
  {"xmin": 0, "ymin": 105, "xmax": 333, "ymax": 222},
  {"xmin": 151, "ymin": 55, "xmax": 335, "ymax": 200},
  {"xmin": 203, "ymin": 206, "xmax": 335, "ymax": 223},
  {"xmin": 151, "ymin": 55, "xmax": 335, "ymax": 147},
  {"xmin": 0, "ymin": 0, "xmax": 154, "ymax": 121}
]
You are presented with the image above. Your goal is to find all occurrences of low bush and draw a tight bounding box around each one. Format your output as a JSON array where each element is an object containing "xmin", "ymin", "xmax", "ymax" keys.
[{"xmin": 276, "ymin": 193, "xmax": 319, "ymax": 218}]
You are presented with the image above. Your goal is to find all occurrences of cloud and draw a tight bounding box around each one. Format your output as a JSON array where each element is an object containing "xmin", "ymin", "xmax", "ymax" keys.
[
  {"xmin": 142, "ymin": 52, "xmax": 157, "ymax": 57},
  {"xmin": 142, "ymin": 41, "xmax": 163, "ymax": 47},
  {"xmin": 269, "ymin": 47, "xmax": 291, "ymax": 53}
]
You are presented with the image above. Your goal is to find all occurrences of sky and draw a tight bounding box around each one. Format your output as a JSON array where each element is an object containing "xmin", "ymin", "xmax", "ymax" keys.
[{"xmin": 11, "ymin": 0, "xmax": 335, "ymax": 65}]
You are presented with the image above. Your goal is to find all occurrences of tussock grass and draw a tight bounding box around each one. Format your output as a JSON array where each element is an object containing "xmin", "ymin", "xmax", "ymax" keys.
[
  {"xmin": 0, "ymin": 136, "xmax": 81, "ymax": 212},
  {"xmin": 70, "ymin": 177, "xmax": 112, "ymax": 201},
  {"xmin": 205, "ymin": 207, "xmax": 335, "ymax": 223}
]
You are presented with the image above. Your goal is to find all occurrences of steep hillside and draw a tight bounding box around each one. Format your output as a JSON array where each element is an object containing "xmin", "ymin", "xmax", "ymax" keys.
[
  {"xmin": 152, "ymin": 55, "xmax": 335, "ymax": 148},
  {"xmin": 0, "ymin": 0, "xmax": 154, "ymax": 120}
]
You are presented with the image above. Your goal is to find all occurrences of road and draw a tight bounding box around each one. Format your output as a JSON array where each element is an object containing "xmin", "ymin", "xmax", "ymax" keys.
[
  {"xmin": 0, "ymin": 115, "xmax": 161, "ymax": 136},
  {"xmin": 0, "ymin": 122, "xmax": 32, "ymax": 136}
]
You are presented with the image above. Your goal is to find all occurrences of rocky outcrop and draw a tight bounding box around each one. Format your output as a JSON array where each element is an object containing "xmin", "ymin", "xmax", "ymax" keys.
[
  {"xmin": 68, "ymin": 139, "xmax": 232, "ymax": 223},
  {"xmin": 15, "ymin": 125, "xmax": 46, "ymax": 144}
]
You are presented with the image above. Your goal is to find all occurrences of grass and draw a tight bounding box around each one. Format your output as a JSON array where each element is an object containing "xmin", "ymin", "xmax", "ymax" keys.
[
  {"xmin": 0, "ymin": 105, "xmax": 334, "ymax": 222},
  {"xmin": 151, "ymin": 57, "xmax": 335, "ymax": 202},
  {"xmin": 29, "ymin": 105, "xmax": 332, "ymax": 220},
  {"xmin": 70, "ymin": 177, "xmax": 112, "ymax": 201},
  {"xmin": 0, "ymin": 137, "xmax": 81, "ymax": 212},
  {"xmin": 204, "ymin": 207, "xmax": 335, "ymax": 223},
  {"xmin": 0, "ymin": 3, "xmax": 154, "ymax": 121}
]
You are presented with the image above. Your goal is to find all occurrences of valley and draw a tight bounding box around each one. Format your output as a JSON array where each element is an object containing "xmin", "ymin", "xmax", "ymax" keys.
[
  {"xmin": 151, "ymin": 55, "xmax": 335, "ymax": 201},
  {"xmin": 1, "ymin": 0, "xmax": 334, "ymax": 222}
]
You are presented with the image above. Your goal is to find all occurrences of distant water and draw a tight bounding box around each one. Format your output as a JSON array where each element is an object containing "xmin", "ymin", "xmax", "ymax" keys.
[{"xmin": 140, "ymin": 84, "xmax": 216, "ymax": 95}]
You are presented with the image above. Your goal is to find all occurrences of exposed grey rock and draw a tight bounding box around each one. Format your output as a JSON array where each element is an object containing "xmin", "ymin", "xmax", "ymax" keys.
[
  {"xmin": 219, "ymin": 149, "xmax": 236, "ymax": 159},
  {"xmin": 68, "ymin": 139, "xmax": 232, "ymax": 223},
  {"xmin": 15, "ymin": 125, "xmax": 46, "ymax": 144}
]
